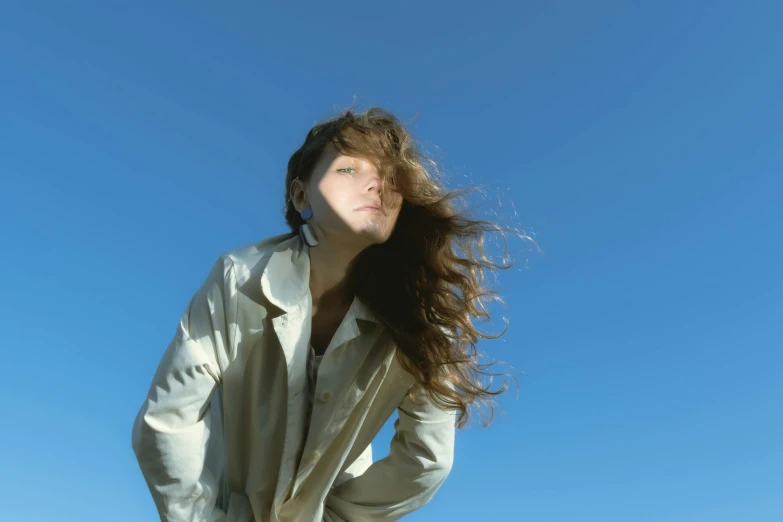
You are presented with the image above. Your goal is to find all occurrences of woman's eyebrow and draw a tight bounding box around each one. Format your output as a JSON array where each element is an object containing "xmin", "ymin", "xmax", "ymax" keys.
[{"xmin": 337, "ymin": 157, "xmax": 368, "ymax": 168}]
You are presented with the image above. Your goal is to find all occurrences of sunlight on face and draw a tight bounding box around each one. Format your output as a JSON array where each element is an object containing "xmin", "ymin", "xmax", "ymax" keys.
[{"xmin": 306, "ymin": 143, "xmax": 403, "ymax": 247}]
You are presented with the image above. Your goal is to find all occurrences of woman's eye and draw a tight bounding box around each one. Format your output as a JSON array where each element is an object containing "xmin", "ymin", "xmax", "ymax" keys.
[{"xmin": 337, "ymin": 167, "xmax": 356, "ymax": 173}]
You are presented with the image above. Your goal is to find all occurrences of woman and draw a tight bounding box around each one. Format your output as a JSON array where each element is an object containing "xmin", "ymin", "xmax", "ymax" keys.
[{"xmin": 131, "ymin": 106, "xmax": 522, "ymax": 522}]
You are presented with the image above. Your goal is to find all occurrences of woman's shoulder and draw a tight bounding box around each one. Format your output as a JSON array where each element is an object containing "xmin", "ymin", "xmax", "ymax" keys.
[
  {"xmin": 215, "ymin": 232, "xmax": 296, "ymax": 279},
  {"xmin": 207, "ymin": 232, "xmax": 302, "ymax": 314}
]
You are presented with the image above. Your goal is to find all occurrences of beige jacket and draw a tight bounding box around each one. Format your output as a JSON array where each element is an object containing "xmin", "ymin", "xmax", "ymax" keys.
[{"xmin": 131, "ymin": 232, "xmax": 456, "ymax": 522}]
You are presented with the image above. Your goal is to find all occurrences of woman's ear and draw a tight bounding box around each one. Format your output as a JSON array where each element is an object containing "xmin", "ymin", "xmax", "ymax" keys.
[{"xmin": 289, "ymin": 178, "xmax": 307, "ymax": 213}]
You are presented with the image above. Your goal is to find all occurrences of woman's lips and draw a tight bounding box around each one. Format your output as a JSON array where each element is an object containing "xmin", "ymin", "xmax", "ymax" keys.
[{"xmin": 356, "ymin": 205, "xmax": 385, "ymax": 215}]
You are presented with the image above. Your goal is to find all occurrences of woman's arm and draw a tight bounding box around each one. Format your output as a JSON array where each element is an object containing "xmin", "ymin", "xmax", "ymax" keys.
[
  {"xmin": 323, "ymin": 382, "xmax": 457, "ymax": 521},
  {"xmin": 131, "ymin": 254, "xmax": 238, "ymax": 522}
]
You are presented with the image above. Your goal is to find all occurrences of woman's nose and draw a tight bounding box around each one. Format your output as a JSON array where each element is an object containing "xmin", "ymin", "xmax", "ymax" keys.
[{"xmin": 365, "ymin": 174, "xmax": 382, "ymax": 193}]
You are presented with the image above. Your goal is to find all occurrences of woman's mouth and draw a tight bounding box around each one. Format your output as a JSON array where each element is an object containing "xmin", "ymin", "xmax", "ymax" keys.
[{"xmin": 355, "ymin": 204, "xmax": 385, "ymax": 215}]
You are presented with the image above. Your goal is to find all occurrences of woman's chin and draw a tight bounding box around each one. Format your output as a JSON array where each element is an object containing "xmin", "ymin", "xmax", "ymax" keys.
[{"xmin": 352, "ymin": 225, "xmax": 391, "ymax": 245}]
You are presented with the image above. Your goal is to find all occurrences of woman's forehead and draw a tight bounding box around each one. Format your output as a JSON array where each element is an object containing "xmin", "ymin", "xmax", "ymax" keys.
[
  {"xmin": 319, "ymin": 142, "xmax": 380, "ymax": 171},
  {"xmin": 334, "ymin": 151, "xmax": 376, "ymax": 168}
]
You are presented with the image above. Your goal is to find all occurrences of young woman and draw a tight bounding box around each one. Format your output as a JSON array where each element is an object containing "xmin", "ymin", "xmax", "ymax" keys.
[{"xmin": 131, "ymin": 106, "xmax": 522, "ymax": 522}]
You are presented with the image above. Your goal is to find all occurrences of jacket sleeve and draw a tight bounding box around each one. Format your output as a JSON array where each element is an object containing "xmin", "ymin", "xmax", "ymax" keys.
[
  {"xmin": 323, "ymin": 381, "xmax": 457, "ymax": 521},
  {"xmin": 131, "ymin": 254, "xmax": 238, "ymax": 522}
]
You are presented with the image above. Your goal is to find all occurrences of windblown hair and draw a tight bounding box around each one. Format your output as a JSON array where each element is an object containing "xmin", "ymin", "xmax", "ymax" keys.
[{"xmin": 282, "ymin": 105, "xmax": 535, "ymax": 428}]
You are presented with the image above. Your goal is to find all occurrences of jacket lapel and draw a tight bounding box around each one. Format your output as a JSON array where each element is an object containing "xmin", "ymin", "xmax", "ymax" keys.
[
  {"xmin": 259, "ymin": 233, "xmax": 392, "ymax": 508},
  {"xmin": 260, "ymin": 233, "xmax": 313, "ymax": 376},
  {"xmin": 287, "ymin": 288, "xmax": 404, "ymax": 502},
  {"xmin": 260, "ymin": 234, "xmax": 314, "ymax": 506}
]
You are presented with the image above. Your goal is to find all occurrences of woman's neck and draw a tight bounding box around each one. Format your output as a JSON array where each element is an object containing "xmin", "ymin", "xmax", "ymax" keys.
[{"xmin": 307, "ymin": 240, "xmax": 361, "ymax": 311}]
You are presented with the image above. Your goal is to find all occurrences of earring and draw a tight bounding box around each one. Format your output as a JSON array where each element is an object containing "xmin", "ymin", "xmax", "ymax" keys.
[{"xmin": 299, "ymin": 207, "xmax": 319, "ymax": 247}]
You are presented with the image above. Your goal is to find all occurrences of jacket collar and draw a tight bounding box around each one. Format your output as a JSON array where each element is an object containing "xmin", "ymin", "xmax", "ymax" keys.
[{"xmin": 259, "ymin": 232, "xmax": 380, "ymax": 325}]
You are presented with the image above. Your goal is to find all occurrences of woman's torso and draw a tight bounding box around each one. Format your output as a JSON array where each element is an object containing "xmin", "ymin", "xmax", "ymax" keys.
[{"xmin": 210, "ymin": 233, "xmax": 417, "ymax": 522}]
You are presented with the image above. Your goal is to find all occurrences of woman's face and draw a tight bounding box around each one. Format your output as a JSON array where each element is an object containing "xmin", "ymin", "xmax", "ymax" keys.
[{"xmin": 292, "ymin": 142, "xmax": 403, "ymax": 248}]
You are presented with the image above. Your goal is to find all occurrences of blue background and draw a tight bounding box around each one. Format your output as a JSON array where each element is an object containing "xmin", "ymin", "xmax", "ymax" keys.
[{"xmin": 1, "ymin": 1, "xmax": 780, "ymax": 520}]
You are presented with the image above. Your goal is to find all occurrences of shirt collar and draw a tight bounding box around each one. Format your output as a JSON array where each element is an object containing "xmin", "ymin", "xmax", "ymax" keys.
[{"xmin": 259, "ymin": 232, "xmax": 380, "ymax": 325}]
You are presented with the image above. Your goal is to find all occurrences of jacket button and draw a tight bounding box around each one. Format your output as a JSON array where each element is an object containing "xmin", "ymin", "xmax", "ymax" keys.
[{"xmin": 319, "ymin": 390, "xmax": 332, "ymax": 403}]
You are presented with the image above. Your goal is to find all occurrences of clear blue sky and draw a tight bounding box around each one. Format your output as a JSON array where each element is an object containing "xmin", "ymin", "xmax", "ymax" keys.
[{"xmin": 1, "ymin": 1, "xmax": 780, "ymax": 521}]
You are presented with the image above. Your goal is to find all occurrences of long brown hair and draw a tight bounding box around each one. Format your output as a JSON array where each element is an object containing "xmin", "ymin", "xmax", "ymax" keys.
[{"xmin": 282, "ymin": 104, "xmax": 538, "ymax": 428}]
